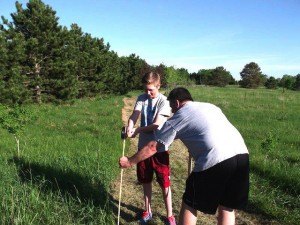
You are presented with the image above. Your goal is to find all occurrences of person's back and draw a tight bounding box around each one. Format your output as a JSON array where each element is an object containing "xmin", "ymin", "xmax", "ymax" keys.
[{"xmin": 165, "ymin": 101, "xmax": 248, "ymax": 171}]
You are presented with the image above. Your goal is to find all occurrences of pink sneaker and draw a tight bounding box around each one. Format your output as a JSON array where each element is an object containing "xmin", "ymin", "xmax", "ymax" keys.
[
  {"xmin": 166, "ymin": 215, "xmax": 176, "ymax": 225},
  {"xmin": 139, "ymin": 211, "xmax": 152, "ymax": 224}
]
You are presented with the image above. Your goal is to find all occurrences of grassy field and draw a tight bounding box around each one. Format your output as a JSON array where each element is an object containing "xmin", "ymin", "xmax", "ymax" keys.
[
  {"xmin": 0, "ymin": 86, "xmax": 299, "ymax": 224},
  {"xmin": 0, "ymin": 96, "xmax": 125, "ymax": 224}
]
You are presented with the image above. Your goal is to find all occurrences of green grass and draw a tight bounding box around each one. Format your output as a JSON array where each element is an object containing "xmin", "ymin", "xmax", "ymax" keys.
[
  {"xmin": 1, "ymin": 86, "xmax": 299, "ymax": 224},
  {"xmin": 0, "ymin": 96, "xmax": 126, "ymax": 224}
]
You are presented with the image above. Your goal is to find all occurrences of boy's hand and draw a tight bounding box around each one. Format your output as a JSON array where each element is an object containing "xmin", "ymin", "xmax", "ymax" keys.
[
  {"xmin": 126, "ymin": 126, "xmax": 133, "ymax": 137},
  {"xmin": 119, "ymin": 156, "xmax": 131, "ymax": 168},
  {"xmin": 127, "ymin": 127, "xmax": 139, "ymax": 138}
]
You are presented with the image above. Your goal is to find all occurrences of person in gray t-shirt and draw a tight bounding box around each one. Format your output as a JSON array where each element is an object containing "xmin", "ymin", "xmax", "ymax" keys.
[
  {"xmin": 126, "ymin": 72, "xmax": 175, "ymax": 225},
  {"xmin": 120, "ymin": 87, "xmax": 249, "ymax": 225}
]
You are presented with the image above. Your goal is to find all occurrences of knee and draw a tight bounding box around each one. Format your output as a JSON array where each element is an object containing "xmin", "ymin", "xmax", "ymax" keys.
[{"xmin": 217, "ymin": 205, "xmax": 235, "ymax": 225}]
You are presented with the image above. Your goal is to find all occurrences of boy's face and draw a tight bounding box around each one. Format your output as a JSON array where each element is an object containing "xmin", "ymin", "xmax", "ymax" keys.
[{"xmin": 144, "ymin": 84, "xmax": 160, "ymax": 99}]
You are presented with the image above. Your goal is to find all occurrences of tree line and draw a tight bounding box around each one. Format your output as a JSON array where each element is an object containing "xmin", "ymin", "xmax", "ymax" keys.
[
  {"xmin": 1, "ymin": 0, "xmax": 299, "ymax": 105},
  {"xmin": 191, "ymin": 62, "xmax": 300, "ymax": 90}
]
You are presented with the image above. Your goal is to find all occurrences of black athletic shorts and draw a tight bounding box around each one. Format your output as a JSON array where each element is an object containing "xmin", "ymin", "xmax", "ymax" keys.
[{"xmin": 183, "ymin": 153, "xmax": 249, "ymax": 215}]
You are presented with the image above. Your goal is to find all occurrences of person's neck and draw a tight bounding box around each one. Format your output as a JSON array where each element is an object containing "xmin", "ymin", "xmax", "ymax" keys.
[{"xmin": 178, "ymin": 100, "xmax": 190, "ymax": 109}]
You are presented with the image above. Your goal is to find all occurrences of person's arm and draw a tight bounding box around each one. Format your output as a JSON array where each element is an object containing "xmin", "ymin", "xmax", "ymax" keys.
[
  {"xmin": 127, "ymin": 110, "xmax": 140, "ymax": 137},
  {"xmin": 134, "ymin": 114, "xmax": 167, "ymax": 134},
  {"xmin": 119, "ymin": 141, "xmax": 162, "ymax": 168}
]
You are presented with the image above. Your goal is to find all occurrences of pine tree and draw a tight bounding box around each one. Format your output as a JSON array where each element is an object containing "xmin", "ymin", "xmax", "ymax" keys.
[
  {"xmin": 1, "ymin": 0, "xmax": 79, "ymax": 102},
  {"xmin": 293, "ymin": 74, "xmax": 300, "ymax": 91},
  {"xmin": 240, "ymin": 62, "xmax": 262, "ymax": 88},
  {"xmin": 265, "ymin": 76, "xmax": 278, "ymax": 89},
  {"xmin": 0, "ymin": 29, "xmax": 7, "ymax": 100},
  {"xmin": 81, "ymin": 35, "xmax": 110, "ymax": 96},
  {"xmin": 209, "ymin": 66, "xmax": 232, "ymax": 87},
  {"xmin": 0, "ymin": 20, "xmax": 30, "ymax": 104}
]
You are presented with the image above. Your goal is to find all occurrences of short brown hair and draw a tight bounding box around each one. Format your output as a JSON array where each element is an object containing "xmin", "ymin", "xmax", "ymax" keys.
[{"xmin": 142, "ymin": 72, "xmax": 161, "ymax": 86}]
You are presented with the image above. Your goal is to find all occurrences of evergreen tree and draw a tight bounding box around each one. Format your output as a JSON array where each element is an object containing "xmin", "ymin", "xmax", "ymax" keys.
[
  {"xmin": 265, "ymin": 76, "xmax": 278, "ymax": 89},
  {"xmin": 153, "ymin": 63, "xmax": 167, "ymax": 87},
  {"xmin": 1, "ymin": 0, "xmax": 79, "ymax": 102},
  {"xmin": 293, "ymin": 74, "xmax": 300, "ymax": 91},
  {"xmin": 73, "ymin": 31, "xmax": 110, "ymax": 97},
  {"xmin": 240, "ymin": 62, "xmax": 262, "ymax": 88},
  {"xmin": 209, "ymin": 66, "xmax": 232, "ymax": 87},
  {"xmin": 0, "ymin": 20, "xmax": 30, "ymax": 104},
  {"xmin": 121, "ymin": 54, "xmax": 150, "ymax": 91},
  {"xmin": 12, "ymin": 0, "xmax": 62, "ymax": 100},
  {"xmin": 197, "ymin": 69, "xmax": 213, "ymax": 85},
  {"xmin": 260, "ymin": 74, "xmax": 268, "ymax": 86},
  {"xmin": 0, "ymin": 29, "xmax": 7, "ymax": 100},
  {"xmin": 279, "ymin": 75, "xmax": 296, "ymax": 90}
]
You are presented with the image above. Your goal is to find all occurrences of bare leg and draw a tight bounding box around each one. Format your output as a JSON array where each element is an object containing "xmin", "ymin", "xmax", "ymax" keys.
[
  {"xmin": 143, "ymin": 183, "xmax": 152, "ymax": 214},
  {"xmin": 179, "ymin": 201, "xmax": 197, "ymax": 225},
  {"xmin": 161, "ymin": 186, "xmax": 173, "ymax": 217},
  {"xmin": 217, "ymin": 205, "xmax": 235, "ymax": 225}
]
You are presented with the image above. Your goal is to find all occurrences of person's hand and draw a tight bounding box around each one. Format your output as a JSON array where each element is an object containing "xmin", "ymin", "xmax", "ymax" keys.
[
  {"xmin": 126, "ymin": 127, "xmax": 133, "ymax": 138},
  {"xmin": 119, "ymin": 156, "xmax": 131, "ymax": 168},
  {"xmin": 127, "ymin": 127, "xmax": 139, "ymax": 138},
  {"xmin": 131, "ymin": 127, "xmax": 139, "ymax": 138}
]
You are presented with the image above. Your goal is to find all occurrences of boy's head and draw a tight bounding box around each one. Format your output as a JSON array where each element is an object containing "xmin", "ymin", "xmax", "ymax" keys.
[{"xmin": 142, "ymin": 72, "xmax": 161, "ymax": 99}]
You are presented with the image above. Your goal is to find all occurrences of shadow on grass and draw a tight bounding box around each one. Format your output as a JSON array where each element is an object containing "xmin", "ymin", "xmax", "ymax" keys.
[
  {"xmin": 251, "ymin": 164, "xmax": 299, "ymax": 197},
  {"xmin": 11, "ymin": 156, "xmax": 107, "ymax": 205},
  {"xmin": 109, "ymin": 195, "xmax": 143, "ymax": 224},
  {"xmin": 108, "ymin": 182, "xmax": 165, "ymax": 224},
  {"xmin": 244, "ymin": 201, "xmax": 278, "ymax": 223},
  {"xmin": 244, "ymin": 165, "xmax": 300, "ymax": 225},
  {"xmin": 10, "ymin": 156, "xmax": 140, "ymax": 223}
]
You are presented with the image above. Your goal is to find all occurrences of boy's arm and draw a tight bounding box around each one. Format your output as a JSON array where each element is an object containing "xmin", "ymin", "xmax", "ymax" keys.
[
  {"xmin": 127, "ymin": 110, "xmax": 140, "ymax": 137},
  {"xmin": 135, "ymin": 114, "xmax": 167, "ymax": 134},
  {"xmin": 135, "ymin": 98, "xmax": 170, "ymax": 135}
]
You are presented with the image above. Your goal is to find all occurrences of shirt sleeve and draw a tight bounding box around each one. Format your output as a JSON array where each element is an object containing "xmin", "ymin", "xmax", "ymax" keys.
[
  {"xmin": 155, "ymin": 121, "xmax": 177, "ymax": 152},
  {"xmin": 157, "ymin": 99, "xmax": 171, "ymax": 117},
  {"xmin": 134, "ymin": 95, "xmax": 144, "ymax": 111}
]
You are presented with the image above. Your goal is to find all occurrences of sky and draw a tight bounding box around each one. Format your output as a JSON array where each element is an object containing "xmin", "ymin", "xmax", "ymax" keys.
[{"xmin": 1, "ymin": 0, "xmax": 300, "ymax": 79}]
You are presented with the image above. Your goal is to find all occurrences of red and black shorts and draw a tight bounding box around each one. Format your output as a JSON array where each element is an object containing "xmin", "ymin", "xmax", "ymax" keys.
[
  {"xmin": 137, "ymin": 151, "xmax": 170, "ymax": 188},
  {"xmin": 183, "ymin": 153, "xmax": 249, "ymax": 214}
]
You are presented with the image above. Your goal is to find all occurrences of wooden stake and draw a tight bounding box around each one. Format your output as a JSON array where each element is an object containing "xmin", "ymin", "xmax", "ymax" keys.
[{"xmin": 117, "ymin": 127, "xmax": 126, "ymax": 225}]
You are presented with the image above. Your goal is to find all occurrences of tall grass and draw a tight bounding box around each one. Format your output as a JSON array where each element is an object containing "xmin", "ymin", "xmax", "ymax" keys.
[
  {"xmin": 0, "ymin": 96, "xmax": 125, "ymax": 224},
  {"xmin": 188, "ymin": 86, "xmax": 300, "ymax": 225}
]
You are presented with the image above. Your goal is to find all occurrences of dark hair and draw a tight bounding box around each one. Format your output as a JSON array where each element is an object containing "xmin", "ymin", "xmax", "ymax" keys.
[{"xmin": 167, "ymin": 87, "xmax": 193, "ymax": 102}]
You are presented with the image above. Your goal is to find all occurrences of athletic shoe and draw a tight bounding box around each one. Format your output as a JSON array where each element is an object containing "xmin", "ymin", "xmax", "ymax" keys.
[
  {"xmin": 139, "ymin": 211, "xmax": 152, "ymax": 224},
  {"xmin": 165, "ymin": 215, "xmax": 176, "ymax": 225}
]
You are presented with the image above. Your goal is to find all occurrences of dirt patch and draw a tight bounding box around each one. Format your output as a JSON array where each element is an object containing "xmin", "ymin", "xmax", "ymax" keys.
[{"xmin": 110, "ymin": 97, "xmax": 279, "ymax": 225}]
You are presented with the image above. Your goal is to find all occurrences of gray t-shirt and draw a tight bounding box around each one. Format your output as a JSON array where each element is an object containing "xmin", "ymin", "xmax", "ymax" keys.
[
  {"xmin": 134, "ymin": 93, "xmax": 171, "ymax": 150},
  {"xmin": 156, "ymin": 101, "xmax": 248, "ymax": 172}
]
